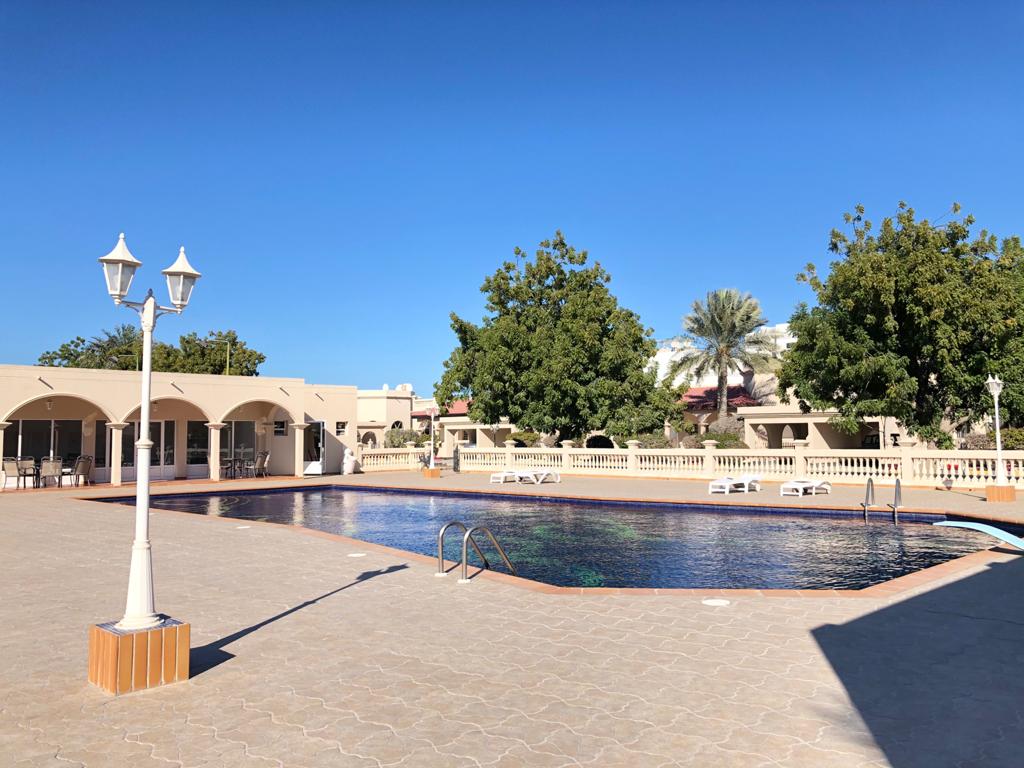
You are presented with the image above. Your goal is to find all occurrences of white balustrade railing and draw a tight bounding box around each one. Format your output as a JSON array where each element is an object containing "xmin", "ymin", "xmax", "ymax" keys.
[
  {"xmin": 805, "ymin": 451, "xmax": 902, "ymax": 481},
  {"xmin": 454, "ymin": 444, "xmax": 1024, "ymax": 488},
  {"xmin": 358, "ymin": 448, "xmax": 423, "ymax": 472},
  {"xmin": 713, "ymin": 451, "xmax": 795, "ymax": 479}
]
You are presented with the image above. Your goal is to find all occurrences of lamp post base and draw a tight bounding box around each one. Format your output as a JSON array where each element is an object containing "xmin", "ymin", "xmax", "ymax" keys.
[
  {"xmin": 985, "ymin": 485, "xmax": 1017, "ymax": 503},
  {"xmin": 421, "ymin": 467, "xmax": 442, "ymax": 479},
  {"xmin": 88, "ymin": 616, "xmax": 189, "ymax": 696}
]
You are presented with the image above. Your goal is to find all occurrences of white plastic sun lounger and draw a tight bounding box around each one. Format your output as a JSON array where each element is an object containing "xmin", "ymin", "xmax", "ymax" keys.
[
  {"xmin": 490, "ymin": 471, "xmax": 519, "ymax": 483},
  {"xmin": 708, "ymin": 475, "xmax": 761, "ymax": 494},
  {"xmin": 780, "ymin": 479, "xmax": 832, "ymax": 497},
  {"xmin": 515, "ymin": 468, "xmax": 561, "ymax": 484}
]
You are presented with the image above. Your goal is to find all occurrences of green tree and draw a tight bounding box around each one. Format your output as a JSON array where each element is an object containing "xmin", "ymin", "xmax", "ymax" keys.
[
  {"xmin": 777, "ymin": 203, "xmax": 1021, "ymax": 444},
  {"xmin": 666, "ymin": 289, "xmax": 778, "ymax": 420},
  {"xmin": 435, "ymin": 231, "xmax": 683, "ymax": 441},
  {"xmin": 39, "ymin": 326, "xmax": 266, "ymax": 376}
]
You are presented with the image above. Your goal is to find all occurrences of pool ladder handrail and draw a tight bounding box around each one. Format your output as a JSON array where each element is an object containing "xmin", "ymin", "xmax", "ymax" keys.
[
  {"xmin": 435, "ymin": 520, "xmax": 518, "ymax": 583},
  {"xmin": 860, "ymin": 477, "xmax": 875, "ymax": 520},
  {"xmin": 886, "ymin": 479, "xmax": 902, "ymax": 523}
]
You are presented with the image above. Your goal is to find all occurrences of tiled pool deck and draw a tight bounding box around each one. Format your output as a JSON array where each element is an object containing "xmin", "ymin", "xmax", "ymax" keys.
[{"xmin": 2, "ymin": 472, "xmax": 1023, "ymax": 766}]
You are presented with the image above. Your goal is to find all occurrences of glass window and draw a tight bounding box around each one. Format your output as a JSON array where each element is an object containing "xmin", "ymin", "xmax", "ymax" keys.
[
  {"xmin": 163, "ymin": 421, "xmax": 175, "ymax": 466},
  {"xmin": 95, "ymin": 420, "xmax": 107, "ymax": 467},
  {"xmin": 233, "ymin": 421, "xmax": 256, "ymax": 462},
  {"xmin": 121, "ymin": 423, "xmax": 136, "ymax": 467},
  {"xmin": 186, "ymin": 421, "xmax": 208, "ymax": 465},
  {"xmin": 335, "ymin": 421, "xmax": 348, "ymax": 436},
  {"xmin": 2, "ymin": 423, "xmax": 17, "ymax": 457},
  {"xmin": 220, "ymin": 422, "xmax": 233, "ymax": 462},
  {"xmin": 54, "ymin": 420, "xmax": 82, "ymax": 463},
  {"xmin": 20, "ymin": 420, "xmax": 51, "ymax": 460},
  {"xmin": 274, "ymin": 420, "xmax": 287, "ymax": 436}
]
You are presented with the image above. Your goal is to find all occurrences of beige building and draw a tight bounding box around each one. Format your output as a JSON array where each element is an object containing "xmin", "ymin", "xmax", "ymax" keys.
[
  {"xmin": 737, "ymin": 402, "xmax": 911, "ymax": 450},
  {"xmin": 0, "ymin": 364, "xmax": 378, "ymax": 487},
  {"xmin": 354, "ymin": 384, "xmax": 415, "ymax": 448}
]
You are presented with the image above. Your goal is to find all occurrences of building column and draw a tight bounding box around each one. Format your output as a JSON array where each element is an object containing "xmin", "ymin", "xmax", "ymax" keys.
[
  {"xmin": 109, "ymin": 423, "xmax": 128, "ymax": 487},
  {"xmin": 0, "ymin": 423, "xmax": 10, "ymax": 489},
  {"xmin": 291, "ymin": 423, "xmax": 309, "ymax": 477},
  {"xmin": 207, "ymin": 423, "xmax": 225, "ymax": 481},
  {"xmin": 174, "ymin": 419, "xmax": 187, "ymax": 479}
]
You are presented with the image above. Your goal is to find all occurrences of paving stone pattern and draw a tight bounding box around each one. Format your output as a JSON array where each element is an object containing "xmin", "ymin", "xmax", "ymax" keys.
[{"xmin": 1, "ymin": 480, "xmax": 1021, "ymax": 767}]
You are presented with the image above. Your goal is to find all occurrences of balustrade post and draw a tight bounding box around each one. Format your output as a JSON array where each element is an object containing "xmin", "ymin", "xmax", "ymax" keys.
[
  {"xmin": 625, "ymin": 440, "xmax": 640, "ymax": 473},
  {"xmin": 503, "ymin": 439, "xmax": 516, "ymax": 470},
  {"xmin": 561, "ymin": 440, "xmax": 575, "ymax": 471},
  {"xmin": 701, "ymin": 439, "xmax": 718, "ymax": 476},
  {"xmin": 898, "ymin": 437, "xmax": 918, "ymax": 483},
  {"xmin": 791, "ymin": 439, "xmax": 808, "ymax": 479}
]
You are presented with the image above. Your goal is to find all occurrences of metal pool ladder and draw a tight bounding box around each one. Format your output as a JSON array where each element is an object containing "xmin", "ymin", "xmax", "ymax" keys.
[
  {"xmin": 436, "ymin": 520, "xmax": 518, "ymax": 584},
  {"xmin": 860, "ymin": 478, "xmax": 876, "ymax": 520}
]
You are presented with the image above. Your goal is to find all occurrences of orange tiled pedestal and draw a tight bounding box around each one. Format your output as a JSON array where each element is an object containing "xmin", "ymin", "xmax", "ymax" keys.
[
  {"xmin": 422, "ymin": 468, "xmax": 441, "ymax": 479},
  {"xmin": 88, "ymin": 618, "xmax": 189, "ymax": 695},
  {"xmin": 985, "ymin": 485, "xmax": 1017, "ymax": 503}
]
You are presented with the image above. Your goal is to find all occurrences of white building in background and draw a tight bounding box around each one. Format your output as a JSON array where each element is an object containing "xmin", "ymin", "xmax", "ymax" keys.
[{"xmin": 653, "ymin": 322, "xmax": 795, "ymax": 391}]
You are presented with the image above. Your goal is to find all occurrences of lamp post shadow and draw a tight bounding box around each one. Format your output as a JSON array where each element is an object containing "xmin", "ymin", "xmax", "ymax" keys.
[{"xmin": 190, "ymin": 564, "xmax": 409, "ymax": 677}]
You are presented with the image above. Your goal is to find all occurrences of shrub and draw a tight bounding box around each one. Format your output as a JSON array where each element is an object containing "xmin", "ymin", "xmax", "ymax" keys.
[
  {"xmin": 384, "ymin": 429, "xmax": 429, "ymax": 448},
  {"xmin": 681, "ymin": 431, "xmax": 747, "ymax": 449},
  {"xmin": 709, "ymin": 415, "xmax": 745, "ymax": 438},
  {"xmin": 962, "ymin": 428, "xmax": 1024, "ymax": 450},
  {"xmin": 1002, "ymin": 427, "xmax": 1024, "ymax": 450},
  {"xmin": 962, "ymin": 433, "xmax": 994, "ymax": 450},
  {"xmin": 585, "ymin": 435, "xmax": 615, "ymax": 449},
  {"xmin": 623, "ymin": 432, "xmax": 673, "ymax": 449},
  {"xmin": 509, "ymin": 431, "xmax": 542, "ymax": 447}
]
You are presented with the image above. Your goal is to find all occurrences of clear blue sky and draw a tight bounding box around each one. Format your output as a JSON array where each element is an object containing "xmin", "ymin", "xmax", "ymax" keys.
[{"xmin": 2, "ymin": 2, "xmax": 1021, "ymax": 394}]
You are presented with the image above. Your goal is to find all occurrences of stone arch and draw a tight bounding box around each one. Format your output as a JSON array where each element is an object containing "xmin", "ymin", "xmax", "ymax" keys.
[
  {"xmin": 2, "ymin": 393, "xmax": 115, "ymax": 423},
  {"xmin": 585, "ymin": 434, "xmax": 615, "ymax": 449},
  {"xmin": 120, "ymin": 396, "xmax": 211, "ymax": 424},
  {"xmin": 218, "ymin": 399, "xmax": 295, "ymax": 425}
]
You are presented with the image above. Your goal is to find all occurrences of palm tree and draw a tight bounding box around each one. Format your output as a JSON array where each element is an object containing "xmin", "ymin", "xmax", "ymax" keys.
[{"xmin": 667, "ymin": 289, "xmax": 778, "ymax": 420}]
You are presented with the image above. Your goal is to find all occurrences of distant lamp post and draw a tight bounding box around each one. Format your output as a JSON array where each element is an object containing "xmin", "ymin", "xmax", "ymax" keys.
[
  {"xmin": 89, "ymin": 233, "xmax": 200, "ymax": 695},
  {"xmin": 985, "ymin": 375, "xmax": 1014, "ymax": 503},
  {"xmin": 422, "ymin": 407, "xmax": 441, "ymax": 478}
]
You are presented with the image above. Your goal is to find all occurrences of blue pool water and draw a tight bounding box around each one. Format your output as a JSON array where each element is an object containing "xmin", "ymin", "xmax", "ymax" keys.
[{"xmin": 122, "ymin": 487, "xmax": 990, "ymax": 589}]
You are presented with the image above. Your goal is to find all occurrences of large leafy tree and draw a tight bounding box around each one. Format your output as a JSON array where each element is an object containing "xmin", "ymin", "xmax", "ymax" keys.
[
  {"xmin": 667, "ymin": 289, "xmax": 778, "ymax": 420},
  {"xmin": 39, "ymin": 325, "xmax": 266, "ymax": 376},
  {"xmin": 435, "ymin": 232, "xmax": 682, "ymax": 441},
  {"xmin": 777, "ymin": 203, "xmax": 1022, "ymax": 444}
]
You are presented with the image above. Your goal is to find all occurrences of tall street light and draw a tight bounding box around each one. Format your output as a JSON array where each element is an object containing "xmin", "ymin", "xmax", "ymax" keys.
[
  {"xmin": 986, "ymin": 375, "xmax": 1007, "ymax": 488},
  {"xmin": 99, "ymin": 233, "xmax": 201, "ymax": 630}
]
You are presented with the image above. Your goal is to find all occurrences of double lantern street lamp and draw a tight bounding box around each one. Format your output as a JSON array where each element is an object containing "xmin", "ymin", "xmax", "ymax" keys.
[
  {"xmin": 99, "ymin": 233, "xmax": 201, "ymax": 631},
  {"xmin": 986, "ymin": 375, "xmax": 1007, "ymax": 488}
]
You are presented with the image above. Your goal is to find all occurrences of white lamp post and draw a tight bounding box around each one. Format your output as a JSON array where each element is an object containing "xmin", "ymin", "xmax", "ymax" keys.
[
  {"xmin": 99, "ymin": 233, "xmax": 201, "ymax": 631},
  {"xmin": 986, "ymin": 375, "xmax": 1007, "ymax": 487}
]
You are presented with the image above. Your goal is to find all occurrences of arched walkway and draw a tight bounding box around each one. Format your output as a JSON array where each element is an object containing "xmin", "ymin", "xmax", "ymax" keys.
[
  {"xmin": 119, "ymin": 398, "xmax": 214, "ymax": 482},
  {"xmin": 217, "ymin": 400, "xmax": 299, "ymax": 480},
  {"xmin": 2, "ymin": 395, "xmax": 115, "ymax": 488}
]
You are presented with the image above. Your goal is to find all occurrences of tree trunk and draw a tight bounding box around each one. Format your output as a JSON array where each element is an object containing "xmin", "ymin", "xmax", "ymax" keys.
[{"xmin": 717, "ymin": 368, "xmax": 729, "ymax": 422}]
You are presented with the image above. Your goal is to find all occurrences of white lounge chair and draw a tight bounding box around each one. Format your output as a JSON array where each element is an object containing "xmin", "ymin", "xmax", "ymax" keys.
[
  {"xmin": 780, "ymin": 479, "xmax": 832, "ymax": 497},
  {"xmin": 490, "ymin": 471, "xmax": 519, "ymax": 483},
  {"xmin": 708, "ymin": 475, "xmax": 761, "ymax": 494},
  {"xmin": 516, "ymin": 468, "xmax": 561, "ymax": 484}
]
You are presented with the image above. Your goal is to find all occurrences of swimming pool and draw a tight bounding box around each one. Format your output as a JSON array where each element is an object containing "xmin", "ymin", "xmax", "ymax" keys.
[{"xmin": 120, "ymin": 487, "xmax": 990, "ymax": 590}]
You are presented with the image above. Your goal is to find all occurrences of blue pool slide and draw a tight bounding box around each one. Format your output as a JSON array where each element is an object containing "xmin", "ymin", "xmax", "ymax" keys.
[{"xmin": 934, "ymin": 520, "xmax": 1024, "ymax": 550}]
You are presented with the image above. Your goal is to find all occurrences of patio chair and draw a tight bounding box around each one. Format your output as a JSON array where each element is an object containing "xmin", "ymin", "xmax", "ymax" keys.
[
  {"xmin": 708, "ymin": 475, "xmax": 761, "ymax": 494},
  {"xmin": 39, "ymin": 457, "xmax": 63, "ymax": 488},
  {"xmin": 3, "ymin": 457, "xmax": 18, "ymax": 490},
  {"xmin": 490, "ymin": 470, "xmax": 518, "ymax": 483},
  {"xmin": 780, "ymin": 479, "xmax": 831, "ymax": 497},
  {"xmin": 16, "ymin": 457, "xmax": 37, "ymax": 489},
  {"xmin": 220, "ymin": 458, "xmax": 234, "ymax": 479},
  {"xmin": 254, "ymin": 451, "xmax": 270, "ymax": 477},
  {"xmin": 66, "ymin": 455, "xmax": 94, "ymax": 487},
  {"xmin": 241, "ymin": 456, "xmax": 257, "ymax": 478}
]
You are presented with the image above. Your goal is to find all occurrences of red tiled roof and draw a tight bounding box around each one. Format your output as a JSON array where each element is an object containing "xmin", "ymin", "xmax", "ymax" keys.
[
  {"xmin": 411, "ymin": 399, "xmax": 470, "ymax": 418},
  {"xmin": 681, "ymin": 385, "xmax": 758, "ymax": 410}
]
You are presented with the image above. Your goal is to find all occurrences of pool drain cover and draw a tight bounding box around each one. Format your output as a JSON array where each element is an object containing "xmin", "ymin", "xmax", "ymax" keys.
[{"xmin": 701, "ymin": 598, "xmax": 731, "ymax": 607}]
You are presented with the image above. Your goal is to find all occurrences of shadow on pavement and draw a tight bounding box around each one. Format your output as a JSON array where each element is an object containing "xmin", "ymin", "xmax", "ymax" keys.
[
  {"xmin": 190, "ymin": 564, "xmax": 409, "ymax": 676},
  {"xmin": 814, "ymin": 555, "xmax": 1024, "ymax": 767}
]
